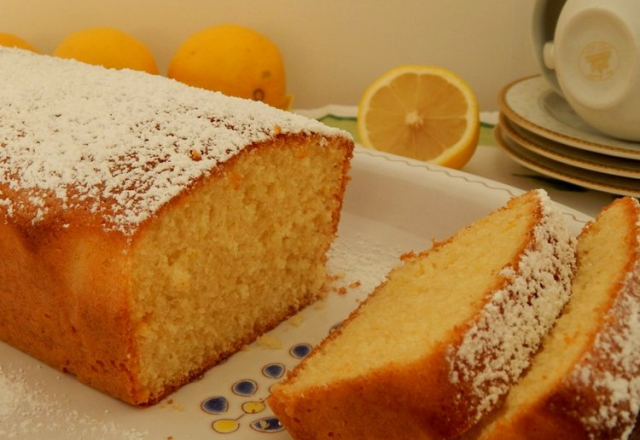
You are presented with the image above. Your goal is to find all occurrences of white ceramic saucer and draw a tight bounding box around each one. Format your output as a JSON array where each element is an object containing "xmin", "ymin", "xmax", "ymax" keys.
[
  {"xmin": 500, "ymin": 113, "xmax": 640, "ymax": 179},
  {"xmin": 498, "ymin": 76, "xmax": 640, "ymax": 160},
  {"xmin": 494, "ymin": 124, "xmax": 640, "ymax": 197}
]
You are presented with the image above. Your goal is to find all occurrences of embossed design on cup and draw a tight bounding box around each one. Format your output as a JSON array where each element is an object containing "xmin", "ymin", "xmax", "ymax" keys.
[{"xmin": 580, "ymin": 41, "xmax": 618, "ymax": 81}]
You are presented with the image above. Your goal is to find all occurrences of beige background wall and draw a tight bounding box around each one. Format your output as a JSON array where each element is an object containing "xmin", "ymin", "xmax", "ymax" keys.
[{"xmin": 0, "ymin": 0, "xmax": 540, "ymax": 110}]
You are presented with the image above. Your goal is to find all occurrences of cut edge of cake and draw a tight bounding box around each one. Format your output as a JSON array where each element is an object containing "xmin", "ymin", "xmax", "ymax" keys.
[
  {"xmin": 268, "ymin": 189, "xmax": 576, "ymax": 440},
  {"xmin": 463, "ymin": 196, "xmax": 640, "ymax": 440}
]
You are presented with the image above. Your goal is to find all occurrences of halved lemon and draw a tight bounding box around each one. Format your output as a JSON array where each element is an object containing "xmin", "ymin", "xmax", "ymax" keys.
[{"xmin": 357, "ymin": 65, "xmax": 479, "ymax": 169}]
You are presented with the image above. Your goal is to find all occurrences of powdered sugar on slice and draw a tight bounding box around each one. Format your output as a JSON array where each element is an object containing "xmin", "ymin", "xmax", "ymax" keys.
[
  {"xmin": 569, "ymin": 199, "xmax": 640, "ymax": 440},
  {"xmin": 448, "ymin": 189, "xmax": 576, "ymax": 423},
  {"xmin": 0, "ymin": 48, "xmax": 350, "ymax": 235}
]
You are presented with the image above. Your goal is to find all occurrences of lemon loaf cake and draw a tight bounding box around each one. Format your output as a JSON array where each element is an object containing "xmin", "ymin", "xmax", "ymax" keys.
[
  {"xmin": 463, "ymin": 197, "xmax": 640, "ymax": 440},
  {"xmin": 268, "ymin": 189, "xmax": 576, "ymax": 440},
  {"xmin": 0, "ymin": 48, "xmax": 354, "ymax": 405}
]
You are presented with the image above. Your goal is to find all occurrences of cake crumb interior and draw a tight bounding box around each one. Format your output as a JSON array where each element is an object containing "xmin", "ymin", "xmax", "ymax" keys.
[
  {"xmin": 129, "ymin": 139, "xmax": 347, "ymax": 398},
  {"xmin": 287, "ymin": 201, "xmax": 534, "ymax": 390}
]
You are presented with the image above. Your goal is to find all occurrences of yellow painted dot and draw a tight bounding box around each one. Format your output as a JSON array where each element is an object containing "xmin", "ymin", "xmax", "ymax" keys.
[
  {"xmin": 212, "ymin": 419, "xmax": 240, "ymax": 434},
  {"xmin": 242, "ymin": 401, "xmax": 266, "ymax": 414}
]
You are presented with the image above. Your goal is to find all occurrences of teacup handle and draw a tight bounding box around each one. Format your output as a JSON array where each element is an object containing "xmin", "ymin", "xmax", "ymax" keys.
[
  {"xmin": 543, "ymin": 42, "xmax": 556, "ymax": 70},
  {"xmin": 531, "ymin": 0, "xmax": 566, "ymax": 96},
  {"xmin": 541, "ymin": 41, "xmax": 564, "ymax": 98}
]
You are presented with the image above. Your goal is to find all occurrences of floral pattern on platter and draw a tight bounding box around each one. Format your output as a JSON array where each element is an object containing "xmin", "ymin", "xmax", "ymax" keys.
[{"xmin": 201, "ymin": 342, "xmax": 314, "ymax": 435}]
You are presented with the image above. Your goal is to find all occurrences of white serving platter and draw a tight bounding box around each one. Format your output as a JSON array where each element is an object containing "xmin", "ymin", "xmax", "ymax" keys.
[{"xmin": 0, "ymin": 147, "xmax": 590, "ymax": 440}]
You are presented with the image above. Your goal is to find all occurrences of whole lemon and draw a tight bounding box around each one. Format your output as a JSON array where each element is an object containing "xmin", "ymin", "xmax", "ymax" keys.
[
  {"xmin": 168, "ymin": 24, "xmax": 292, "ymax": 109},
  {"xmin": 0, "ymin": 32, "xmax": 38, "ymax": 52},
  {"xmin": 54, "ymin": 27, "xmax": 158, "ymax": 74}
]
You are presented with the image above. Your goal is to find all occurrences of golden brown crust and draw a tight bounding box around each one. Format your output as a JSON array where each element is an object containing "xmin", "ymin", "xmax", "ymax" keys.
[
  {"xmin": 0, "ymin": 219, "xmax": 140, "ymax": 402},
  {"xmin": 491, "ymin": 405, "xmax": 588, "ymax": 440},
  {"xmin": 271, "ymin": 354, "xmax": 456, "ymax": 439}
]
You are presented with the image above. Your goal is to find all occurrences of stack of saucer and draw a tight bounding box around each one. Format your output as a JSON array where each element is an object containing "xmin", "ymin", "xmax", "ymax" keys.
[{"xmin": 495, "ymin": 75, "xmax": 640, "ymax": 197}]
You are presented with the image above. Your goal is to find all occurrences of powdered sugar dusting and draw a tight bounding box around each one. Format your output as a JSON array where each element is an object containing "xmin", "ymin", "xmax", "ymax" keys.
[
  {"xmin": 327, "ymin": 231, "xmax": 403, "ymax": 295},
  {"xmin": 0, "ymin": 365, "xmax": 146, "ymax": 439},
  {"xmin": 569, "ymin": 199, "xmax": 640, "ymax": 440},
  {"xmin": 0, "ymin": 48, "xmax": 350, "ymax": 235},
  {"xmin": 448, "ymin": 189, "xmax": 576, "ymax": 423}
]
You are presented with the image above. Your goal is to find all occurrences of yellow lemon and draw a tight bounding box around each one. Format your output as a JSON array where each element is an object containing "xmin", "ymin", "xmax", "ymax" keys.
[
  {"xmin": 168, "ymin": 24, "xmax": 292, "ymax": 110},
  {"xmin": 0, "ymin": 32, "xmax": 38, "ymax": 52},
  {"xmin": 54, "ymin": 27, "xmax": 158, "ymax": 74},
  {"xmin": 357, "ymin": 65, "xmax": 479, "ymax": 169}
]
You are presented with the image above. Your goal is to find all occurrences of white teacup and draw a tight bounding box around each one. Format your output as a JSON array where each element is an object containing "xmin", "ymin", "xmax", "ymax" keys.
[{"xmin": 533, "ymin": 0, "xmax": 640, "ymax": 141}]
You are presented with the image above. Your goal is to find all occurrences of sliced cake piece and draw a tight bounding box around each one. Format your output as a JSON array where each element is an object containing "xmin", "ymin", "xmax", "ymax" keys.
[
  {"xmin": 463, "ymin": 196, "xmax": 640, "ymax": 440},
  {"xmin": 268, "ymin": 189, "xmax": 576, "ymax": 440}
]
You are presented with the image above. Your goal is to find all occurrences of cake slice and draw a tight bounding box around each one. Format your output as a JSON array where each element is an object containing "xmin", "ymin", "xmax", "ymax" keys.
[
  {"xmin": 0, "ymin": 48, "xmax": 353, "ymax": 405},
  {"xmin": 268, "ymin": 189, "xmax": 576, "ymax": 439},
  {"xmin": 462, "ymin": 197, "xmax": 640, "ymax": 440}
]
